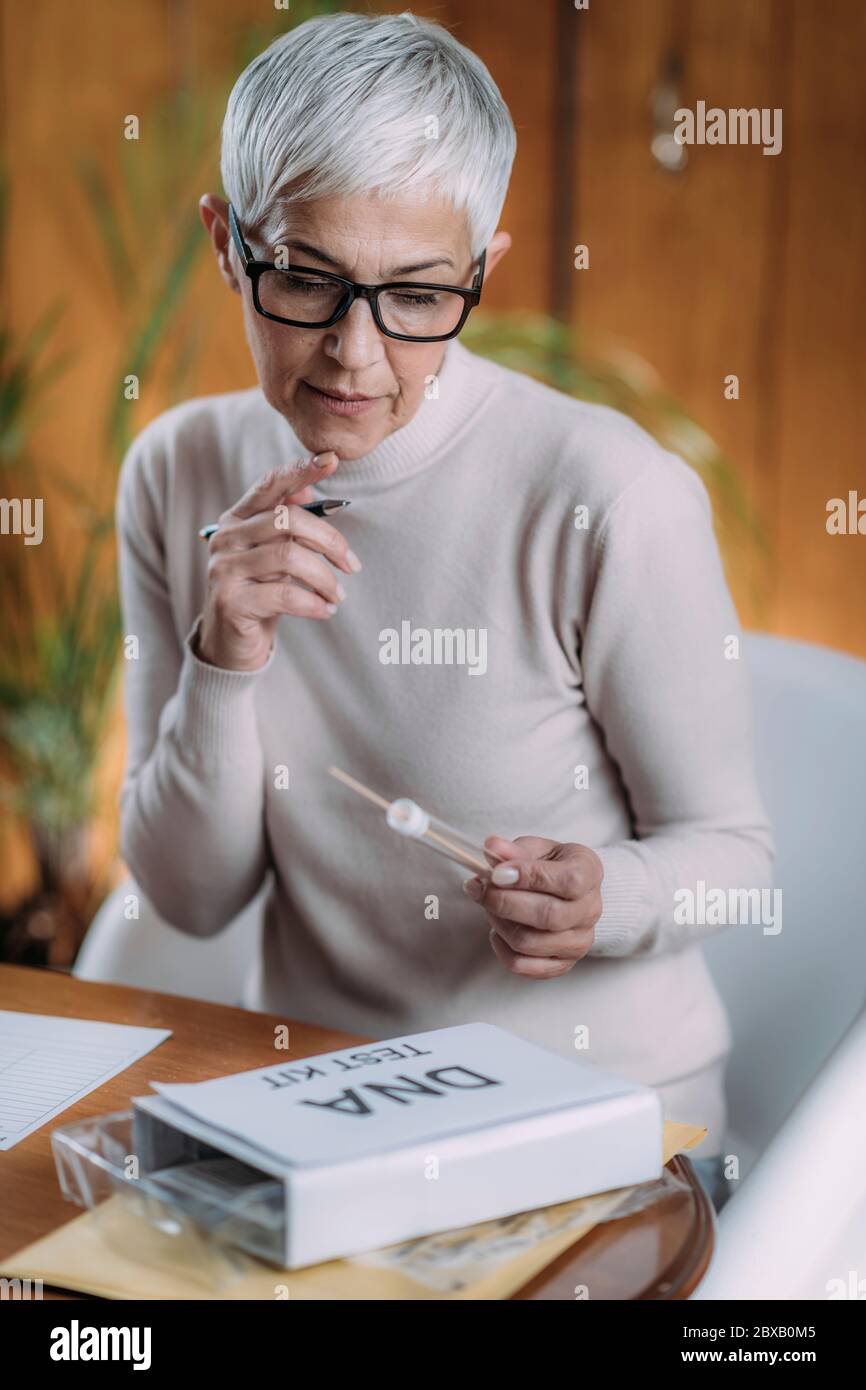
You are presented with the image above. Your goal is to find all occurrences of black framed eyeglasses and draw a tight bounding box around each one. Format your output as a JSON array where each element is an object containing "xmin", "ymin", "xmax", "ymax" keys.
[{"xmin": 228, "ymin": 203, "xmax": 486, "ymax": 343}]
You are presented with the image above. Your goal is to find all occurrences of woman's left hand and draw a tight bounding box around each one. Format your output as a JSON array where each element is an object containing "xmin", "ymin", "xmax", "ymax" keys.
[{"xmin": 463, "ymin": 835, "xmax": 604, "ymax": 979}]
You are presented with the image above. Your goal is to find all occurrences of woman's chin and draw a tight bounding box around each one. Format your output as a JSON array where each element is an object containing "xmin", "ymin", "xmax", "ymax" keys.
[{"xmin": 286, "ymin": 402, "xmax": 394, "ymax": 461}]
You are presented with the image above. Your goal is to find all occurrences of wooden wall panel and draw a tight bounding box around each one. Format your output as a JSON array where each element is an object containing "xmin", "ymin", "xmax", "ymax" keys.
[
  {"xmin": 573, "ymin": 0, "xmax": 866, "ymax": 654},
  {"xmin": 442, "ymin": 0, "xmax": 557, "ymax": 314},
  {"xmin": 770, "ymin": 0, "xmax": 866, "ymax": 653},
  {"xmin": 574, "ymin": 0, "xmax": 783, "ymax": 625}
]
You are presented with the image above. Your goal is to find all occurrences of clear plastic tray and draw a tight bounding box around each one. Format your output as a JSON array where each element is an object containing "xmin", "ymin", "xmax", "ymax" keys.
[
  {"xmin": 51, "ymin": 1109, "xmax": 286, "ymax": 1268},
  {"xmin": 50, "ymin": 1109, "xmax": 693, "ymax": 1292}
]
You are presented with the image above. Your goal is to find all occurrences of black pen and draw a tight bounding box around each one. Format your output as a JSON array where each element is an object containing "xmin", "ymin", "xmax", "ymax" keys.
[{"xmin": 198, "ymin": 498, "xmax": 350, "ymax": 541}]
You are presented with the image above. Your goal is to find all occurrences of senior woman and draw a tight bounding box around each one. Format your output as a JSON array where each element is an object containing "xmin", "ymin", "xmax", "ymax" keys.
[{"xmin": 116, "ymin": 11, "xmax": 773, "ymax": 1203}]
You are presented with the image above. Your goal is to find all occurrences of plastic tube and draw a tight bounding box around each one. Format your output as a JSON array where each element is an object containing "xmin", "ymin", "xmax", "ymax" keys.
[{"xmin": 385, "ymin": 798, "xmax": 502, "ymax": 875}]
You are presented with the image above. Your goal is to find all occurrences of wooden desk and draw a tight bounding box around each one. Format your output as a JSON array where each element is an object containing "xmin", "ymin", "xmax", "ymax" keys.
[{"xmin": 0, "ymin": 964, "xmax": 713, "ymax": 1299}]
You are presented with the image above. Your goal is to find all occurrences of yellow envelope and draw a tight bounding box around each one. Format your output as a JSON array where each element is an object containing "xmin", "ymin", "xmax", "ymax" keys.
[{"xmin": 1, "ymin": 1122, "xmax": 706, "ymax": 1300}]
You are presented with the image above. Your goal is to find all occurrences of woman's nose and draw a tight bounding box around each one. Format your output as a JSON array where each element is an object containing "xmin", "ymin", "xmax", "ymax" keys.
[{"xmin": 324, "ymin": 295, "xmax": 386, "ymax": 365}]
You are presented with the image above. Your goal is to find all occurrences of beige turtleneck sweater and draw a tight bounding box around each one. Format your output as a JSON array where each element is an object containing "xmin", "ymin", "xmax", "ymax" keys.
[{"xmin": 116, "ymin": 337, "xmax": 774, "ymax": 1153}]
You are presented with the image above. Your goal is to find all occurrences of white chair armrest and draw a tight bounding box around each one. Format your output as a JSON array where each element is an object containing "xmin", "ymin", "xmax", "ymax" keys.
[{"xmin": 693, "ymin": 1006, "xmax": 866, "ymax": 1299}]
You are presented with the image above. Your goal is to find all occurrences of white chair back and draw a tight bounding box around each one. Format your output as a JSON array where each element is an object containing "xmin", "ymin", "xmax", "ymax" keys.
[{"xmin": 703, "ymin": 634, "xmax": 866, "ymax": 1162}]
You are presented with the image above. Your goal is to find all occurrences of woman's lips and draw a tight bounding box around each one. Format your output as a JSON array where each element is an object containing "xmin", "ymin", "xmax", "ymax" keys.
[{"xmin": 303, "ymin": 382, "xmax": 381, "ymax": 416}]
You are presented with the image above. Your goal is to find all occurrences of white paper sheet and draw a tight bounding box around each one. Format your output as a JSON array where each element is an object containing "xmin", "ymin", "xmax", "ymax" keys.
[{"xmin": 0, "ymin": 1010, "xmax": 171, "ymax": 1150}]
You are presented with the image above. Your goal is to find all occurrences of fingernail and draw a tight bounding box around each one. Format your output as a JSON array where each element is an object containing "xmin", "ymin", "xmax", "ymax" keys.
[
  {"xmin": 462, "ymin": 877, "xmax": 483, "ymax": 900},
  {"xmin": 325, "ymin": 603, "xmax": 338, "ymax": 615},
  {"xmin": 335, "ymin": 582, "xmax": 347, "ymax": 601},
  {"xmin": 346, "ymin": 549, "xmax": 362, "ymax": 572},
  {"xmin": 312, "ymin": 451, "xmax": 336, "ymax": 468},
  {"xmin": 491, "ymin": 864, "xmax": 520, "ymax": 887}
]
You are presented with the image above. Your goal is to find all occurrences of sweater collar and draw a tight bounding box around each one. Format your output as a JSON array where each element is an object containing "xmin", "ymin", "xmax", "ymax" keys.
[{"xmin": 283, "ymin": 337, "xmax": 494, "ymax": 490}]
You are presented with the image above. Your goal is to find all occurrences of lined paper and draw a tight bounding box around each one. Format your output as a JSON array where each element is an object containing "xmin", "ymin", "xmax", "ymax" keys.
[{"xmin": 0, "ymin": 1010, "xmax": 170, "ymax": 1150}]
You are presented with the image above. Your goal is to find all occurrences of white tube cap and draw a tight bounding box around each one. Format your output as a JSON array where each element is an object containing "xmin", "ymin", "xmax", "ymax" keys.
[{"xmin": 386, "ymin": 798, "xmax": 430, "ymax": 839}]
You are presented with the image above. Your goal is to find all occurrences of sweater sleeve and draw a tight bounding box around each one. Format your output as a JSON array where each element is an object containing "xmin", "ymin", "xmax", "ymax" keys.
[
  {"xmin": 116, "ymin": 434, "xmax": 272, "ymax": 937},
  {"xmin": 579, "ymin": 454, "xmax": 775, "ymax": 958}
]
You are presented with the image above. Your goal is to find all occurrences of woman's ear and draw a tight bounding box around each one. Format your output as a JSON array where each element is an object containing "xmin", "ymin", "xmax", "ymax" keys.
[
  {"xmin": 198, "ymin": 193, "xmax": 241, "ymax": 294},
  {"xmin": 482, "ymin": 228, "xmax": 512, "ymax": 278}
]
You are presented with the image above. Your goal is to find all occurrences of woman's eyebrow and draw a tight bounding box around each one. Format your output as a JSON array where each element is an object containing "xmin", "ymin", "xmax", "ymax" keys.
[{"xmin": 283, "ymin": 239, "xmax": 456, "ymax": 277}]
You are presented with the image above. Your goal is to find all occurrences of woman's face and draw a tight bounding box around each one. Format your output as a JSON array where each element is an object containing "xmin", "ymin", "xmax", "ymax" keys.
[{"xmin": 202, "ymin": 190, "xmax": 509, "ymax": 461}]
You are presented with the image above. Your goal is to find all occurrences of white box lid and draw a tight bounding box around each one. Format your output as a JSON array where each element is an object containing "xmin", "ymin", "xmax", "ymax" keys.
[{"xmin": 143, "ymin": 1022, "xmax": 654, "ymax": 1170}]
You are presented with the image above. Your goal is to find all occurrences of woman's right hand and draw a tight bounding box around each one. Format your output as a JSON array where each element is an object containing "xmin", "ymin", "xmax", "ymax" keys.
[{"xmin": 196, "ymin": 451, "xmax": 362, "ymax": 671}]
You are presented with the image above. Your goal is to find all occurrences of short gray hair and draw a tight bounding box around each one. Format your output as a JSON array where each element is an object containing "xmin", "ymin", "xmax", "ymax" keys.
[{"xmin": 220, "ymin": 10, "xmax": 516, "ymax": 259}]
